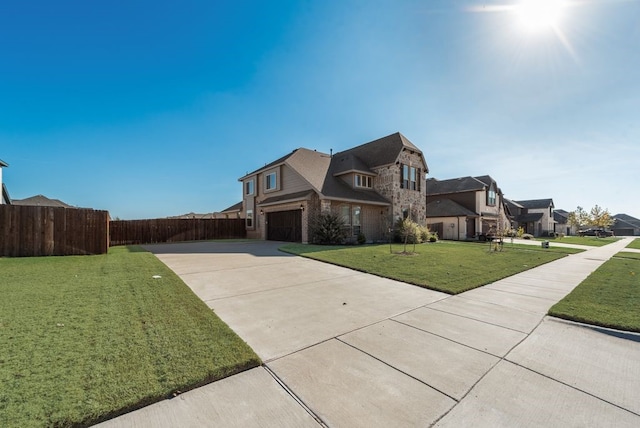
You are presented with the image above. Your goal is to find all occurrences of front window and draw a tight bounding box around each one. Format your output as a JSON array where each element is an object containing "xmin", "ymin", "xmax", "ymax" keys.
[
  {"xmin": 355, "ymin": 174, "xmax": 372, "ymax": 188},
  {"xmin": 401, "ymin": 164, "xmax": 420, "ymax": 190},
  {"xmin": 352, "ymin": 205, "xmax": 361, "ymax": 236},
  {"xmin": 245, "ymin": 179, "xmax": 254, "ymax": 195},
  {"xmin": 246, "ymin": 210, "xmax": 253, "ymax": 228},
  {"xmin": 265, "ymin": 172, "xmax": 277, "ymax": 191}
]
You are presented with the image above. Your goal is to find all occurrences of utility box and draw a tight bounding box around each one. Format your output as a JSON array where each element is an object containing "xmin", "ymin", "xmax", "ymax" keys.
[{"xmin": 541, "ymin": 241, "xmax": 550, "ymax": 249}]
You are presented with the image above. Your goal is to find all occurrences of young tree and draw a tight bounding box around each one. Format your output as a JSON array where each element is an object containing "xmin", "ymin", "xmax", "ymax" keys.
[
  {"xmin": 396, "ymin": 217, "xmax": 419, "ymax": 254},
  {"xmin": 589, "ymin": 205, "xmax": 614, "ymax": 229},
  {"xmin": 567, "ymin": 206, "xmax": 589, "ymax": 230}
]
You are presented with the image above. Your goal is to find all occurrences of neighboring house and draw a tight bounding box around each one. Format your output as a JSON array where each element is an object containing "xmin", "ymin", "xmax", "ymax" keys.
[
  {"xmin": 611, "ymin": 213, "xmax": 640, "ymax": 236},
  {"xmin": 425, "ymin": 175, "xmax": 510, "ymax": 240},
  {"xmin": 215, "ymin": 201, "xmax": 243, "ymax": 219},
  {"xmin": 507, "ymin": 198, "xmax": 555, "ymax": 237},
  {"xmin": 553, "ymin": 209, "xmax": 578, "ymax": 236},
  {"xmin": 12, "ymin": 194, "xmax": 74, "ymax": 208},
  {"xmin": 0, "ymin": 159, "xmax": 10, "ymax": 204},
  {"xmin": 238, "ymin": 132, "xmax": 428, "ymax": 243},
  {"xmin": 169, "ymin": 212, "xmax": 217, "ymax": 219}
]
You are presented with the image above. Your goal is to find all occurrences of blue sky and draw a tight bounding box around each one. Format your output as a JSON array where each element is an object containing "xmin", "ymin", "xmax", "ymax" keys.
[{"xmin": 1, "ymin": 0, "xmax": 639, "ymax": 219}]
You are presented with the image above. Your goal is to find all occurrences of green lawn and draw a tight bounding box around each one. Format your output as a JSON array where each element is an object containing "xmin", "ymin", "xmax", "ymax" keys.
[
  {"xmin": 281, "ymin": 241, "xmax": 580, "ymax": 294},
  {"xmin": 538, "ymin": 235, "xmax": 620, "ymax": 247},
  {"xmin": 626, "ymin": 238, "xmax": 640, "ymax": 250},
  {"xmin": 549, "ymin": 253, "xmax": 640, "ymax": 332},
  {"xmin": 0, "ymin": 246, "xmax": 260, "ymax": 428}
]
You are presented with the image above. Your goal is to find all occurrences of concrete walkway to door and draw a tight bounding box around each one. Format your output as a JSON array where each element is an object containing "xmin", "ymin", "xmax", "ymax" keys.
[{"xmin": 97, "ymin": 238, "xmax": 640, "ymax": 427}]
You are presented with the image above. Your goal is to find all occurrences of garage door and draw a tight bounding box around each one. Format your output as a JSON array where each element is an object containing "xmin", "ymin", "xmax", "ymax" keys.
[{"xmin": 267, "ymin": 210, "xmax": 302, "ymax": 242}]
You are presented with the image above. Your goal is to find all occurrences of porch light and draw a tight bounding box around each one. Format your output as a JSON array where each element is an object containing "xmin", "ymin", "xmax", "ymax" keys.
[{"xmin": 300, "ymin": 204, "xmax": 305, "ymax": 211}]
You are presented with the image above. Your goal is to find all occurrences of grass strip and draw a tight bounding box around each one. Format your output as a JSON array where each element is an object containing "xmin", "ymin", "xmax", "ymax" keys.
[
  {"xmin": 538, "ymin": 236, "xmax": 620, "ymax": 247},
  {"xmin": 0, "ymin": 246, "xmax": 260, "ymax": 427},
  {"xmin": 549, "ymin": 255, "xmax": 640, "ymax": 333},
  {"xmin": 281, "ymin": 241, "xmax": 578, "ymax": 294},
  {"xmin": 626, "ymin": 238, "xmax": 640, "ymax": 250}
]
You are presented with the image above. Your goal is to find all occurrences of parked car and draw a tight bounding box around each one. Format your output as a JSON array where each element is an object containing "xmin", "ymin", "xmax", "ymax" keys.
[{"xmin": 578, "ymin": 228, "xmax": 614, "ymax": 237}]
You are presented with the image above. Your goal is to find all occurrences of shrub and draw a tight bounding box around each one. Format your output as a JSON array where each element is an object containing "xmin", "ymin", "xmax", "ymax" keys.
[
  {"xmin": 429, "ymin": 232, "xmax": 438, "ymax": 242},
  {"xmin": 522, "ymin": 233, "xmax": 534, "ymax": 240},
  {"xmin": 357, "ymin": 233, "xmax": 367, "ymax": 245},
  {"xmin": 417, "ymin": 226, "xmax": 430, "ymax": 243},
  {"xmin": 516, "ymin": 227, "xmax": 525, "ymax": 238},
  {"xmin": 309, "ymin": 213, "xmax": 347, "ymax": 244}
]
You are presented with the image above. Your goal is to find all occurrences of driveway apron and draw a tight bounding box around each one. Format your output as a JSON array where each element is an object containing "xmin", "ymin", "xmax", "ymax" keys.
[{"xmin": 98, "ymin": 238, "xmax": 640, "ymax": 427}]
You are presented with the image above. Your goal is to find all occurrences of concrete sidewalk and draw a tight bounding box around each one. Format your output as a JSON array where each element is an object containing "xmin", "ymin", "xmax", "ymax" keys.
[{"xmin": 97, "ymin": 237, "xmax": 640, "ymax": 427}]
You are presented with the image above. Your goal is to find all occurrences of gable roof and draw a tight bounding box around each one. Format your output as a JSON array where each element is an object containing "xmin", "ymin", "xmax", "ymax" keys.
[
  {"xmin": 517, "ymin": 212, "xmax": 544, "ymax": 222},
  {"xmin": 427, "ymin": 176, "xmax": 487, "ymax": 195},
  {"xmin": 220, "ymin": 201, "xmax": 243, "ymax": 213},
  {"xmin": 614, "ymin": 213, "xmax": 640, "ymax": 224},
  {"xmin": 426, "ymin": 199, "xmax": 477, "ymax": 218},
  {"xmin": 554, "ymin": 210, "xmax": 569, "ymax": 223},
  {"xmin": 516, "ymin": 199, "xmax": 554, "ymax": 209},
  {"xmin": 0, "ymin": 159, "xmax": 8, "ymax": 168},
  {"xmin": 334, "ymin": 132, "xmax": 428, "ymax": 173},
  {"xmin": 12, "ymin": 194, "xmax": 74, "ymax": 208}
]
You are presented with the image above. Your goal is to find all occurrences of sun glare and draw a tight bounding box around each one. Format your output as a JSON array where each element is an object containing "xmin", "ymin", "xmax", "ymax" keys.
[{"xmin": 517, "ymin": 0, "xmax": 566, "ymax": 32}]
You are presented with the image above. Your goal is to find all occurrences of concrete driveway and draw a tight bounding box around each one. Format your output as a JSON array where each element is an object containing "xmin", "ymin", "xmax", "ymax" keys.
[{"xmin": 99, "ymin": 238, "xmax": 640, "ymax": 427}]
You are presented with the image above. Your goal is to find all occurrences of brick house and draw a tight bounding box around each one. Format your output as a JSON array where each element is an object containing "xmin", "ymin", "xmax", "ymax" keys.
[
  {"xmin": 425, "ymin": 175, "xmax": 510, "ymax": 240},
  {"xmin": 238, "ymin": 132, "xmax": 428, "ymax": 243},
  {"xmin": 506, "ymin": 198, "xmax": 555, "ymax": 237}
]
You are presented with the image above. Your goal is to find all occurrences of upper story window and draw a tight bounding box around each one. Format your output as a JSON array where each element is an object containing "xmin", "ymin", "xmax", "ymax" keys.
[
  {"xmin": 488, "ymin": 188, "xmax": 496, "ymax": 206},
  {"xmin": 245, "ymin": 179, "xmax": 254, "ymax": 196},
  {"xmin": 354, "ymin": 174, "xmax": 372, "ymax": 188},
  {"xmin": 265, "ymin": 172, "xmax": 277, "ymax": 191},
  {"xmin": 401, "ymin": 164, "xmax": 420, "ymax": 191}
]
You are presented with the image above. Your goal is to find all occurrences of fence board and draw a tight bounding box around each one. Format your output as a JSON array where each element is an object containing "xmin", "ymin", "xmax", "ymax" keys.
[
  {"xmin": 0, "ymin": 205, "xmax": 109, "ymax": 257},
  {"xmin": 109, "ymin": 218, "xmax": 246, "ymax": 246}
]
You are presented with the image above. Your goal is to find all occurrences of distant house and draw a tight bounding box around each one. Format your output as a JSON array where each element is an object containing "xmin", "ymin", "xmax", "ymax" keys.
[
  {"xmin": 426, "ymin": 175, "xmax": 510, "ymax": 240},
  {"xmin": 169, "ymin": 212, "xmax": 217, "ymax": 219},
  {"xmin": 239, "ymin": 132, "xmax": 428, "ymax": 243},
  {"xmin": 12, "ymin": 195, "xmax": 74, "ymax": 208},
  {"xmin": 507, "ymin": 198, "xmax": 555, "ymax": 237},
  {"xmin": 553, "ymin": 209, "xmax": 578, "ymax": 236},
  {"xmin": 611, "ymin": 214, "xmax": 640, "ymax": 236},
  {"xmin": 0, "ymin": 159, "xmax": 10, "ymax": 204},
  {"xmin": 215, "ymin": 201, "xmax": 243, "ymax": 219}
]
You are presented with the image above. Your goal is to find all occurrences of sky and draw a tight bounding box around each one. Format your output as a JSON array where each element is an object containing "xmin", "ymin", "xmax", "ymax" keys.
[{"xmin": 1, "ymin": 0, "xmax": 639, "ymax": 219}]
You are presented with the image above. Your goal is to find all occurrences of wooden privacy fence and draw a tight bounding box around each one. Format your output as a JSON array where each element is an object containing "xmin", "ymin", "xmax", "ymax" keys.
[
  {"xmin": 109, "ymin": 218, "xmax": 246, "ymax": 246},
  {"xmin": 0, "ymin": 204, "xmax": 109, "ymax": 257}
]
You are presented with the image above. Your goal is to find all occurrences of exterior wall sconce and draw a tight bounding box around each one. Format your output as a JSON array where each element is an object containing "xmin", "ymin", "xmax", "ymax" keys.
[
  {"xmin": 300, "ymin": 204, "xmax": 305, "ymax": 211},
  {"xmin": 260, "ymin": 209, "xmax": 264, "ymax": 215}
]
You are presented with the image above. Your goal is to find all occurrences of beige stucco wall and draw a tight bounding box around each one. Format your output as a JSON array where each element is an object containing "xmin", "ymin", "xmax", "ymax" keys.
[{"xmin": 427, "ymin": 216, "xmax": 468, "ymax": 240}]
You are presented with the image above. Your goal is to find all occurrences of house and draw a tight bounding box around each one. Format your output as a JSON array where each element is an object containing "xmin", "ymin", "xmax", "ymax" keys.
[
  {"xmin": 425, "ymin": 175, "xmax": 510, "ymax": 240},
  {"xmin": 1, "ymin": 159, "xmax": 10, "ymax": 204},
  {"xmin": 553, "ymin": 209, "xmax": 578, "ymax": 236},
  {"xmin": 12, "ymin": 194, "xmax": 74, "ymax": 208},
  {"xmin": 215, "ymin": 201, "xmax": 243, "ymax": 219},
  {"xmin": 238, "ymin": 132, "xmax": 428, "ymax": 243},
  {"xmin": 611, "ymin": 213, "xmax": 640, "ymax": 236},
  {"xmin": 507, "ymin": 198, "xmax": 555, "ymax": 237}
]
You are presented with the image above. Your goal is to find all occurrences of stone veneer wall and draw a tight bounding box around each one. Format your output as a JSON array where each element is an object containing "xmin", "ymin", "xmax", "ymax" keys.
[{"xmin": 373, "ymin": 150, "xmax": 427, "ymax": 224}]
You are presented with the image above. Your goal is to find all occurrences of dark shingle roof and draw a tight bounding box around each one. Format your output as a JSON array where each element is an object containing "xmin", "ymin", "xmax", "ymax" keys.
[
  {"xmin": 259, "ymin": 190, "xmax": 316, "ymax": 206},
  {"xmin": 427, "ymin": 177, "xmax": 486, "ymax": 195},
  {"xmin": 426, "ymin": 199, "xmax": 477, "ymax": 218},
  {"xmin": 220, "ymin": 201, "xmax": 243, "ymax": 213},
  {"xmin": 614, "ymin": 213, "xmax": 640, "ymax": 225},
  {"xmin": 12, "ymin": 194, "xmax": 73, "ymax": 208},
  {"xmin": 554, "ymin": 210, "xmax": 569, "ymax": 223},
  {"xmin": 334, "ymin": 132, "xmax": 428, "ymax": 172},
  {"xmin": 516, "ymin": 213, "xmax": 544, "ymax": 222},
  {"xmin": 516, "ymin": 199, "xmax": 554, "ymax": 209}
]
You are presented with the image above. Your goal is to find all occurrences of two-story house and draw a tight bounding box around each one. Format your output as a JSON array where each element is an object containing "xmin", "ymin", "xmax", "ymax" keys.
[
  {"xmin": 425, "ymin": 175, "xmax": 510, "ymax": 240},
  {"xmin": 1, "ymin": 159, "xmax": 10, "ymax": 205},
  {"xmin": 238, "ymin": 132, "xmax": 428, "ymax": 243},
  {"xmin": 506, "ymin": 198, "xmax": 555, "ymax": 237}
]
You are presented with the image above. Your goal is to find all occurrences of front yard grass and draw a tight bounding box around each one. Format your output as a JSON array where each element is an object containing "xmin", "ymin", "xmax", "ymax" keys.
[
  {"xmin": 281, "ymin": 241, "xmax": 581, "ymax": 294},
  {"xmin": 626, "ymin": 238, "xmax": 640, "ymax": 250},
  {"xmin": 0, "ymin": 246, "xmax": 260, "ymax": 428},
  {"xmin": 549, "ymin": 253, "xmax": 640, "ymax": 332},
  {"xmin": 539, "ymin": 235, "xmax": 620, "ymax": 247}
]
